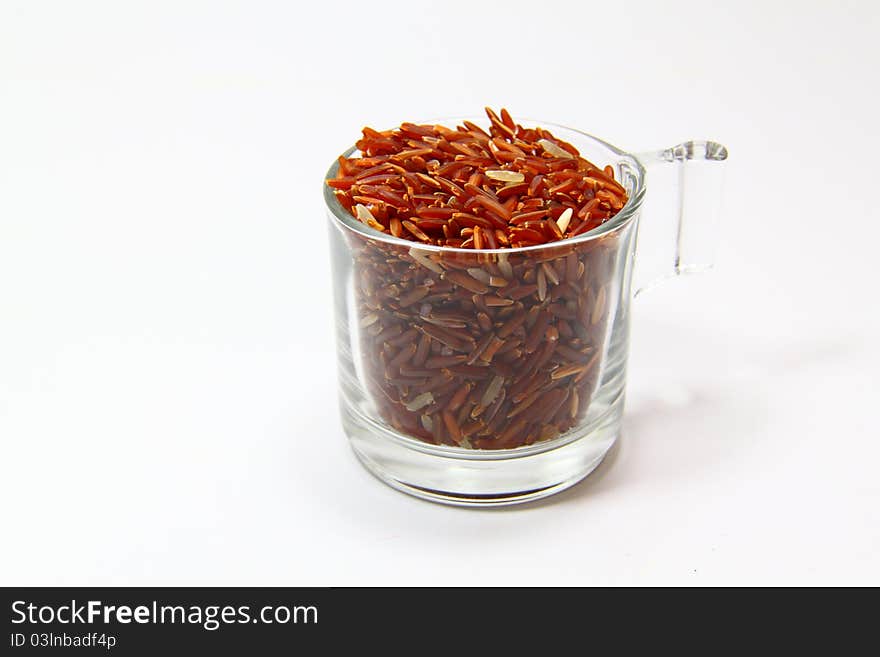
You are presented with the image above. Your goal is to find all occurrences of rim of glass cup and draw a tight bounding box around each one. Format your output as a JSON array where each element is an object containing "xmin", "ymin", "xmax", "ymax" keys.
[
  {"xmin": 324, "ymin": 118, "xmax": 645, "ymax": 459},
  {"xmin": 323, "ymin": 117, "xmax": 647, "ymax": 254}
]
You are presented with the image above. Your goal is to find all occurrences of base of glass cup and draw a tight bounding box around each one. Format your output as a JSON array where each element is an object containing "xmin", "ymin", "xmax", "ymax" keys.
[{"xmin": 341, "ymin": 391, "xmax": 624, "ymax": 507}]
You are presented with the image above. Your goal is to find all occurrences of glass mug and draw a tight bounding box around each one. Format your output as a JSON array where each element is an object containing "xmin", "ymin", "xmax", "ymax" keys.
[{"xmin": 324, "ymin": 119, "xmax": 727, "ymax": 506}]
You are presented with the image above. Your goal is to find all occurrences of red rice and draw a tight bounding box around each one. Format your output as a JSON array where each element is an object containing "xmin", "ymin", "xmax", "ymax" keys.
[
  {"xmin": 329, "ymin": 108, "xmax": 627, "ymax": 249},
  {"xmin": 330, "ymin": 109, "xmax": 624, "ymax": 449}
]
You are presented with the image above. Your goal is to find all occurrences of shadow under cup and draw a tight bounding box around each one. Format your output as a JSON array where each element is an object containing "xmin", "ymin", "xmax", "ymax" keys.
[{"xmin": 325, "ymin": 124, "xmax": 645, "ymax": 506}]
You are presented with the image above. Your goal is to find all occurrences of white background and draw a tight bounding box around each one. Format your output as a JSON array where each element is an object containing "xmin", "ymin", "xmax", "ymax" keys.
[{"xmin": 1, "ymin": 0, "xmax": 878, "ymax": 586}]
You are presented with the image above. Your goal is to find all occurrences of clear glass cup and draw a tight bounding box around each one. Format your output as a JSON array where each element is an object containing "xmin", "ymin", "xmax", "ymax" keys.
[{"xmin": 325, "ymin": 119, "xmax": 727, "ymax": 506}]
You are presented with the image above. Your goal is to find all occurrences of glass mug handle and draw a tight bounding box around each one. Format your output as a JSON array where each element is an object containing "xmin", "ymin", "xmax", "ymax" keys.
[{"xmin": 631, "ymin": 140, "xmax": 729, "ymax": 296}]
